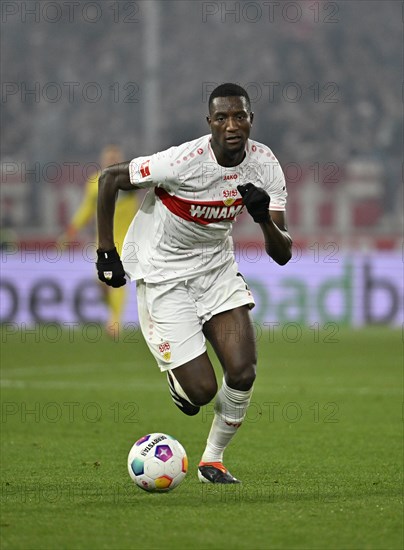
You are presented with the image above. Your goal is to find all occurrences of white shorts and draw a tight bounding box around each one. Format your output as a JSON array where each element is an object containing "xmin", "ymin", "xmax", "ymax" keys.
[{"xmin": 136, "ymin": 262, "xmax": 255, "ymax": 371}]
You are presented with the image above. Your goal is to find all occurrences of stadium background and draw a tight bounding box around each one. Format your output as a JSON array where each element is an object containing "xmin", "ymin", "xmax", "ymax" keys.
[{"xmin": 1, "ymin": 0, "xmax": 401, "ymax": 329}]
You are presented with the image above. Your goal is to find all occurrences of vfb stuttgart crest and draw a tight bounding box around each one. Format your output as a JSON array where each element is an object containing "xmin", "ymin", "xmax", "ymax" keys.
[
  {"xmin": 222, "ymin": 188, "xmax": 238, "ymax": 206},
  {"xmin": 158, "ymin": 342, "xmax": 171, "ymax": 361}
]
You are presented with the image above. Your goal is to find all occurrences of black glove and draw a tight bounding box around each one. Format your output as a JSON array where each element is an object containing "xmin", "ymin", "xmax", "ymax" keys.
[
  {"xmin": 96, "ymin": 247, "xmax": 126, "ymax": 288},
  {"xmin": 237, "ymin": 183, "xmax": 271, "ymax": 223}
]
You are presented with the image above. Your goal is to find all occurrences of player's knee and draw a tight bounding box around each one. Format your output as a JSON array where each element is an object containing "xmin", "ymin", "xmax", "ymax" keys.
[
  {"xmin": 188, "ymin": 379, "xmax": 218, "ymax": 407},
  {"xmin": 226, "ymin": 361, "xmax": 256, "ymax": 391}
]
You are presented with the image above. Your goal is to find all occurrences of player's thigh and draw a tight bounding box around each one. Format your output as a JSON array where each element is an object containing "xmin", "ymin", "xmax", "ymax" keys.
[
  {"xmin": 203, "ymin": 305, "xmax": 257, "ymax": 389},
  {"xmin": 137, "ymin": 279, "xmax": 211, "ymax": 374}
]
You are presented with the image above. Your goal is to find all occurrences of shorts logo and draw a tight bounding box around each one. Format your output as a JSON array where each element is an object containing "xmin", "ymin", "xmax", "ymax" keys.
[
  {"xmin": 158, "ymin": 341, "xmax": 171, "ymax": 361},
  {"xmin": 222, "ymin": 188, "xmax": 238, "ymax": 206},
  {"xmin": 140, "ymin": 160, "xmax": 151, "ymax": 178}
]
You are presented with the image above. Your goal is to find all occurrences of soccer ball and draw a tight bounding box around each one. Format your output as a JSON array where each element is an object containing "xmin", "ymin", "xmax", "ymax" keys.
[{"xmin": 127, "ymin": 433, "xmax": 188, "ymax": 492}]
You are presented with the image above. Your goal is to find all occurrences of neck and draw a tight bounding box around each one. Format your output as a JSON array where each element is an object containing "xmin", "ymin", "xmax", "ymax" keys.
[{"xmin": 210, "ymin": 139, "xmax": 246, "ymax": 167}]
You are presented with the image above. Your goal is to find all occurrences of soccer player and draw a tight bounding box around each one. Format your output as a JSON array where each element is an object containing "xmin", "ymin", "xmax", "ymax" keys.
[
  {"xmin": 59, "ymin": 145, "xmax": 138, "ymax": 335},
  {"xmin": 96, "ymin": 83, "xmax": 292, "ymax": 483}
]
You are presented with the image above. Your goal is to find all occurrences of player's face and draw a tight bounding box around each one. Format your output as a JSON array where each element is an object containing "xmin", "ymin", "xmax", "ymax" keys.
[{"xmin": 207, "ymin": 96, "xmax": 253, "ymax": 164}]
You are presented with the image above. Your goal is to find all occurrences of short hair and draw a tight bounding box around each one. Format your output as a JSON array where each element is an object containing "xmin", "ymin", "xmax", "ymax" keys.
[{"xmin": 208, "ymin": 83, "xmax": 251, "ymax": 112}]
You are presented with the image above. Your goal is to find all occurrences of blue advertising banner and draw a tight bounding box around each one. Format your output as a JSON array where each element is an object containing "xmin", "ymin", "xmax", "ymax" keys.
[{"xmin": 1, "ymin": 250, "xmax": 402, "ymax": 327}]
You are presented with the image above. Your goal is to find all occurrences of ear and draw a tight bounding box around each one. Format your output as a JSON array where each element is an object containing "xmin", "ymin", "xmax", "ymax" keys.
[
  {"xmin": 206, "ymin": 115, "xmax": 211, "ymax": 126},
  {"xmin": 249, "ymin": 112, "xmax": 254, "ymax": 125}
]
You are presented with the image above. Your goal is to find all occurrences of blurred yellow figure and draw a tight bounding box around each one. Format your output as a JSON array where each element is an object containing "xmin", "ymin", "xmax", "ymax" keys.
[{"xmin": 61, "ymin": 145, "xmax": 138, "ymax": 334}]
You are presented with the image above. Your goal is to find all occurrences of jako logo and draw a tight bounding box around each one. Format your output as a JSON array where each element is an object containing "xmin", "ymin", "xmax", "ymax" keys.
[{"xmin": 224, "ymin": 174, "xmax": 238, "ymax": 180}]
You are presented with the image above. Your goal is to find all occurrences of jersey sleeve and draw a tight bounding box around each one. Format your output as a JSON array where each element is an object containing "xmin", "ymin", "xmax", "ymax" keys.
[
  {"xmin": 128, "ymin": 145, "xmax": 185, "ymax": 193},
  {"xmin": 269, "ymin": 161, "xmax": 288, "ymax": 211},
  {"xmin": 265, "ymin": 159, "xmax": 287, "ymax": 212}
]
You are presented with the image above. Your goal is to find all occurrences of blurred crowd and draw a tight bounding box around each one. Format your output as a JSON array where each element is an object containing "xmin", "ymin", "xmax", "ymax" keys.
[{"xmin": 1, "ymin": 0, "xmax": 401, "ymax": 234}]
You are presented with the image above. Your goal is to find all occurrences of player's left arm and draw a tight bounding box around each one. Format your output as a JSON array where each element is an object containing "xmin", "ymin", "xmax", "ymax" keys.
[
  {"xmin": 260, "ymin": 209, "xmax": 292, "ymax": 265},
  {"xmin": 237, "ymin": 183, "xmax": 292, "ymax": 265}
]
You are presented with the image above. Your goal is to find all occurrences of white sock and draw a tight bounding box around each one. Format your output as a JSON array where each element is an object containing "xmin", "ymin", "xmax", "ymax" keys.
[{"xmin": 201, "ymin": 378, "xmax": 253, "ymax": 463}]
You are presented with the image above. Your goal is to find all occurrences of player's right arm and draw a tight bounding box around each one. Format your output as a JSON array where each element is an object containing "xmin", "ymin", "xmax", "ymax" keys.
[
  {"xmin": 96, "ymin": 147, "xmax": 184, "ymax": 286},
  {"xmin": 97, "ymin": 161, "xmax": 133, "ymax": 250},
  {"xmin": 96, "ymin": 161, "xmax": 133, "ymax": 288},
  {"xmin": 97, "ymin": 149, "xmax": 180, "ymax": 249}
]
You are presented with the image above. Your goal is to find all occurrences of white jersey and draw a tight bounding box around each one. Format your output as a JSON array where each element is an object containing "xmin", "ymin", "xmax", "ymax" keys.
[{"xmin": 122, "ymin": 134, "xmax": 287, "ymax": 283}]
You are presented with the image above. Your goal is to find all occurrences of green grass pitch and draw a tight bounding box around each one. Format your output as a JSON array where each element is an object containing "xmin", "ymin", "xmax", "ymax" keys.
[{"xmin": 1, "ymin": 325, "xmax": 402, "ymax": 550}]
